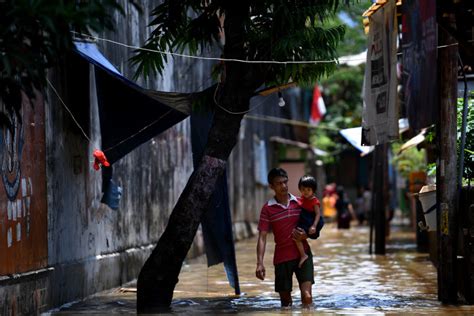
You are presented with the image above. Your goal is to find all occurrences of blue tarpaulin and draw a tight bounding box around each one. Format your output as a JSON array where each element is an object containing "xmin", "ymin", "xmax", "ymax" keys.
[
  {"xmin": 191, "ymin": 111, "xmax": 240, "ymax": 295},
  {"xmin": 74, "ymin": 41, "xmax": 191, "ymax": 164},
  {"xmin": 75, "ymin": 41, "xmax": 193, "ymax": 210}
]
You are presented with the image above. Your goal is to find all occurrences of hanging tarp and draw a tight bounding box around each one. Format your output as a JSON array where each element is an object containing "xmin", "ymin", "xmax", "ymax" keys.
[
  {"xmin": 254, "ymin": 139, "xmax": 269, "ymax": 185},
  {"xmin": 362, "ymin": 0, "xmax": 399, "ymax": 145},
  {"xmin": 74, "ymin": 42, "xmax": 200, "ymax": 164},
  {"xmin": 401, "ymin": 0, "xmax": 437, "ymax": 130},
  {"xmin": 191, "ymin": 111, "xmax": 240, "ymax": 295},
  {"xmin": 75, "ymin": 42, "xmax": 240, "ymax": 291},
  {"xmin": 398, "ymin": 128, "xmax": 427, "ymax": 154},
  {"xmin": 340, "ymin": 127, "xmax": 375, "ymax": 156}
]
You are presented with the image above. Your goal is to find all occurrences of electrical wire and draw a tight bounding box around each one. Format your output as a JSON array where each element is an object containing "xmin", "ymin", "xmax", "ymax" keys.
[
  {"xmin": 103, "ymin": 109, "xmax": 175, "ymax": 153},
  {"xmin": 71, "ymin": 31, "xmax": 472, "ymax": 65},
  {"xmin": 244, "ymin": 114, "xmax": 341, "ymax": 131},
  {"xmin": 47, "ymin": 77, "xmax": 177, "ymax": 154},
  {"xmin": 72, "ymin": 31, "xmax": 461, "ymax": 67},
  {"xmin": 46, "ymin": 78, "xmax": 92, "ymax": 143},
  {"xmin": 212, "ymin": 83, "xmax": 273, "ymax": 115},
  {"xmin": 71, "ymin": 31, "xmax": 359, "ymax": 65}
]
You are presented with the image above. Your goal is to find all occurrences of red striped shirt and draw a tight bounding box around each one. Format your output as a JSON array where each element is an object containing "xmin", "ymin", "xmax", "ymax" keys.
[{"xmin": 258, "ymin": 194, "xmax": 309, "ymax": 265}]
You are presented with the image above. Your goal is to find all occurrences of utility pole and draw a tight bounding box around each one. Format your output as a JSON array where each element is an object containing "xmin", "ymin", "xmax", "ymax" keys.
[
  {"xmin": 374, "ymin": 143, "xmax": 387, "ymax": 254},
  {"xmin": 437, "ymin": 15, "xmax": 458, "ymax": 303}
]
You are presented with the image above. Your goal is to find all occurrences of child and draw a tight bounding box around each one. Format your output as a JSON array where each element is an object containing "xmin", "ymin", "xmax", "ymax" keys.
[{"xmin": 295, "ymin": 175, "xmax": 322, "ymax": 268}]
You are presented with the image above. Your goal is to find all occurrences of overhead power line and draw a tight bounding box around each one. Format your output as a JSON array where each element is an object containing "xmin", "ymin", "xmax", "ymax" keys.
[
  {"xmin": 244, "ymin": 114, "xmax": 340, "ymax": 131},
  {"xmin": 71, "ymin": 31, "xmax": 366, "ymax": 65}
]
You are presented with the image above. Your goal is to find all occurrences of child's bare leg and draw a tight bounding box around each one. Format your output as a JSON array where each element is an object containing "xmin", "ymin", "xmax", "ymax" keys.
[{"xmin": 295, "ymin": 240, "xmax": 308, "ymax": 268}]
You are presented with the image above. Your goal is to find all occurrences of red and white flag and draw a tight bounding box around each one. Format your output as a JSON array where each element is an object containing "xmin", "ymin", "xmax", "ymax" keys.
[{"xmin": 310, "ymin": 85, "xmax": 326, "ymax": 125}]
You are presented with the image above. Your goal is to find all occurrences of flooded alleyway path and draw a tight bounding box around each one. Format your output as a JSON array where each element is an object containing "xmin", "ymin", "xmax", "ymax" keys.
[{"xmin": 50, "ymin": 223, "xmax": 474, "ymax": 314}]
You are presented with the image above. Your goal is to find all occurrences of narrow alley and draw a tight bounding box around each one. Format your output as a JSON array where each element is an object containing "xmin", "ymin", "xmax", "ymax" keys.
[{"xmin": 47, "ymin": 220, "xmax": 474, "ymax": 315}]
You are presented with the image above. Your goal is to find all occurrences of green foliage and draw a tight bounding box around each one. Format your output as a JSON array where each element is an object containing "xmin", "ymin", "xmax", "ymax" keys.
[
  {"xmin": 0, "ymin": 0, "xmax": 122, "ymax": 129},
  {"xmin": 457, "ymin": 95, "xmax": 474, "ymax": 180},
  {"xmin": 427, "ymin": 162, "xmax": 436, "ymax": 177},
  {"xmin": 423, "ymin": 95, "xmax": 474, "ymax": 182},
  {"xmin": 321, "ymin": 65, "xmax": 364, "ymax": 126},
  {"xmin": 1, "ymin": 0, "xmax": 121, "ymax": 88},
  {"xmin": 307, "ymin": 2, "xmax": 369, "ymax": 164},
  {"xmin": 325, "ymin": 1, "xmax": 371, "ymax": 56},
  {"xmin": 310, "ymin": 130, "xmax": 339, "ymax": 164},
  {"xmin": 310, "ymin": 64, "xmax": 365, "ymax": 163},
  {"xmin": 131, "ymin": 1, "xmax": 346, "ymax": 87},
  {"xmin": 391, "ymin": 143, "xmax": 427, "ymax": 178}
]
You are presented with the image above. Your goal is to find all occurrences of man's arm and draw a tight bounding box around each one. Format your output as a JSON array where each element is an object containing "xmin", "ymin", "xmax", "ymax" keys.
[{"xmin": 256, "ymin": 230, "xmax": 267, "ymax": 280}]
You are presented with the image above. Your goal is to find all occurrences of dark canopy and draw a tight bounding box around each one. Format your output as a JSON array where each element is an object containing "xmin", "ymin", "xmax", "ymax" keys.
[{"xmin": 74, "ymin": 41, "xmax": 196, "ymax": 164}]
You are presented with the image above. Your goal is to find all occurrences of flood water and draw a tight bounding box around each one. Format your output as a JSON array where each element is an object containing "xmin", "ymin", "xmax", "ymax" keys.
[{"xmin": 50, "ymin": 223, "xmax": 474, "ymax": 315}]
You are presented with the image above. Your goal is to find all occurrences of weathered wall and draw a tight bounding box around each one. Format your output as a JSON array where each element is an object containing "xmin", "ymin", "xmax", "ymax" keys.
[
  {"xmin": 0, "ymin": 1, "xmax": 311, "ymax": 314},
  {"xmin": 228, "ymin": 92, "xmax": 296, "ymax": 239},
  {"xmin": 44, "ymin": 0, "xmax": 216, "ymax": 310},
  {"xmin": 0, "ymin": 1, "xmax": 214, "ymax": 314},
  {"xmin": 0, "ymin": 93, "xmax": 50, "ymax": 315}
]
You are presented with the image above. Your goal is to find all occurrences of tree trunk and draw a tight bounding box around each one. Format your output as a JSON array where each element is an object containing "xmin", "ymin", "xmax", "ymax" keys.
[{"xmin": 137, "ymin": 3, "xmax": 263, "ymax": 313}]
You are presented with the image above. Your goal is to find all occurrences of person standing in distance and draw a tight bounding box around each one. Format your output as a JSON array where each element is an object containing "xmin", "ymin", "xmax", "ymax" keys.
[{"xmin": 256, "ymin": 168, "xmax": 314, "ymax": 308}]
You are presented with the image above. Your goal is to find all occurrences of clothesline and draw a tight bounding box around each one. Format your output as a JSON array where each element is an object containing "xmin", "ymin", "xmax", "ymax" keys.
[
  {"xmin": 245, "ymin": 114, "xmax": 341, "ymax": 131},
  {"xmin": 46, "ymin": 78, "xmax": 92, "ymax": 143},
  {"xmin": 72, "ymin": 31, "xmax": 462, "ymax": 67},
  {"xmin": 71, "ymin": 31, "xmax": 367, "ymax": 65}
]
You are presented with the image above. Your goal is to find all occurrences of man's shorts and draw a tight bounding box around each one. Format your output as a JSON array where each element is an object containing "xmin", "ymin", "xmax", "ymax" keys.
[{"xmin": 274, "ymin": 251, "xmax": 314, "ymax": 292}]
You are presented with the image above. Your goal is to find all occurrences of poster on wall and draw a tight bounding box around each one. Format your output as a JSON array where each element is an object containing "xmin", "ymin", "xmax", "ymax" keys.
[
  {"xmin": 362, "ymin": 0, "xmax": 399, "ymax": 145},
  {"xmin": 401, "ymin": 0, "xmax": 437, "ymax": 130},
  {"xmin": 0, "ymin": 93, "xmax": 48, "ymax": 275}
]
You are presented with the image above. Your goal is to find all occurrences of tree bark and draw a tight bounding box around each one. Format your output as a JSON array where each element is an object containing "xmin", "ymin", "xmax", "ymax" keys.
[{"xmin": 137, "ymin": 3, "xmax": 263, "ymax": 313}]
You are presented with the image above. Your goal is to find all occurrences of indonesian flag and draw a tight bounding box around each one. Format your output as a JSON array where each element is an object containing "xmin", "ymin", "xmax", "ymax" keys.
[{"xmin": 310, "ymin": 85, "xmax": 326, "ymax": 125}]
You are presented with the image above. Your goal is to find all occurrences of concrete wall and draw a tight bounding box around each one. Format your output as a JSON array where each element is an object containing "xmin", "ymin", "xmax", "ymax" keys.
[
  {"xmin": 0, "ymin": 1, "xmax": 210, "ymax": 314},
  {"xmin": 228, "ymin": 91, "xmax": 296, "ymax": 239},
  {"xmin": 43, "ymin": 0, "xmax": 217, "ymax": 310},
  {"xmin": 0, "ymin": 1, "xmax": 309, "ymax": 314}
]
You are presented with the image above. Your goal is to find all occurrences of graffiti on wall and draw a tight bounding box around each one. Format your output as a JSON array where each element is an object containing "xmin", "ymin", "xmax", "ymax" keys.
[
  {"xmin": 5, "ymin": 177, "xmax": 33, "ymax": 247},
  {"xmin": 0, "ymin": 93, "xmax": 47, "ymax": 275},
  {"xmin": 1, "ymin": 106, "xmax": 24, "ymax": 201}
]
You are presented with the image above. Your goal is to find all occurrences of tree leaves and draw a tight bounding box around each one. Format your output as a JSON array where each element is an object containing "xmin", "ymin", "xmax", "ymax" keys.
[
  {"xmin": 132, "ymin": 0, "xmax": 346, "ymax": 88},
  {"xmin": 0, "ymin": 0, "xmax": 121, "ymax": 122},
  {"xmin": 457, "ymin": 95, "xmax": 474, "ymax": 180}
]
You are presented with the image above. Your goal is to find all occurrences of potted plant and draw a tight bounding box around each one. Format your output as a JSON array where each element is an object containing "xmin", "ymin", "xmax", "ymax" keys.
[
  {"xmin": 391, "ymin": 144, "xmax": 427, "ymax": 192},
  {"xmin": 391, "ymin": 143, "xmax": 428, "ymax": 229}
]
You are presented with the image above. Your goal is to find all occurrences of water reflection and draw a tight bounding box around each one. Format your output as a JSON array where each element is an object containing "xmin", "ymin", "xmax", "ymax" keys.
[{"xmin": 52, "ymin": 224, "xmax": 474, "ymax": 315}]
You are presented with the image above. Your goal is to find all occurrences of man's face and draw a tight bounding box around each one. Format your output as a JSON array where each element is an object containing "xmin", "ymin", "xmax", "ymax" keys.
[{"xmin": 270, "ymin": 176, "xmax": 289, "ymax": 196}]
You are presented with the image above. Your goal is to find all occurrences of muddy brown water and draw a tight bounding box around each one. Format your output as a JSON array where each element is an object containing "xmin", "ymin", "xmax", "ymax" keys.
[{"xmin": 48, "ymin": 223, "xmax": 474, "ymax": 315}]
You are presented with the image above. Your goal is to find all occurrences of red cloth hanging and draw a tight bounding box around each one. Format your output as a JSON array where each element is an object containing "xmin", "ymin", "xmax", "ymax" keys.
[{"xmin": 93, "ymin": 149, "xmax": 110, "ymax": 170}]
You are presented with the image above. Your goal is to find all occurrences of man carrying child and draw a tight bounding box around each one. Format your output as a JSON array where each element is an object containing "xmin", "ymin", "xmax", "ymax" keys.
[{"xmin": 255, "ymin": 168, "xmax": 315, "ymax": 308}]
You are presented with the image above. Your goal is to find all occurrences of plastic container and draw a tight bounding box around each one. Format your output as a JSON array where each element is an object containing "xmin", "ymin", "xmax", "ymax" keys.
[{"xmin": 418, "ymin": 184, "xmax": 437, "ymax": 231}]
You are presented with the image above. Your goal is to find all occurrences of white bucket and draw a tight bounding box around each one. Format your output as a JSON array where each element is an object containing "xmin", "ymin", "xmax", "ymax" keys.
[{"xmin": 418, "ymin": 185, "xmax": 437, "ymax": 231}]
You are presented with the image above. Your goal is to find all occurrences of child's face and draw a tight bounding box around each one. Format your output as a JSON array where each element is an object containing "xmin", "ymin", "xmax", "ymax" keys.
[{"xmin": 300, "ymin": 186, "xmax": 314, "ymax": 198}]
